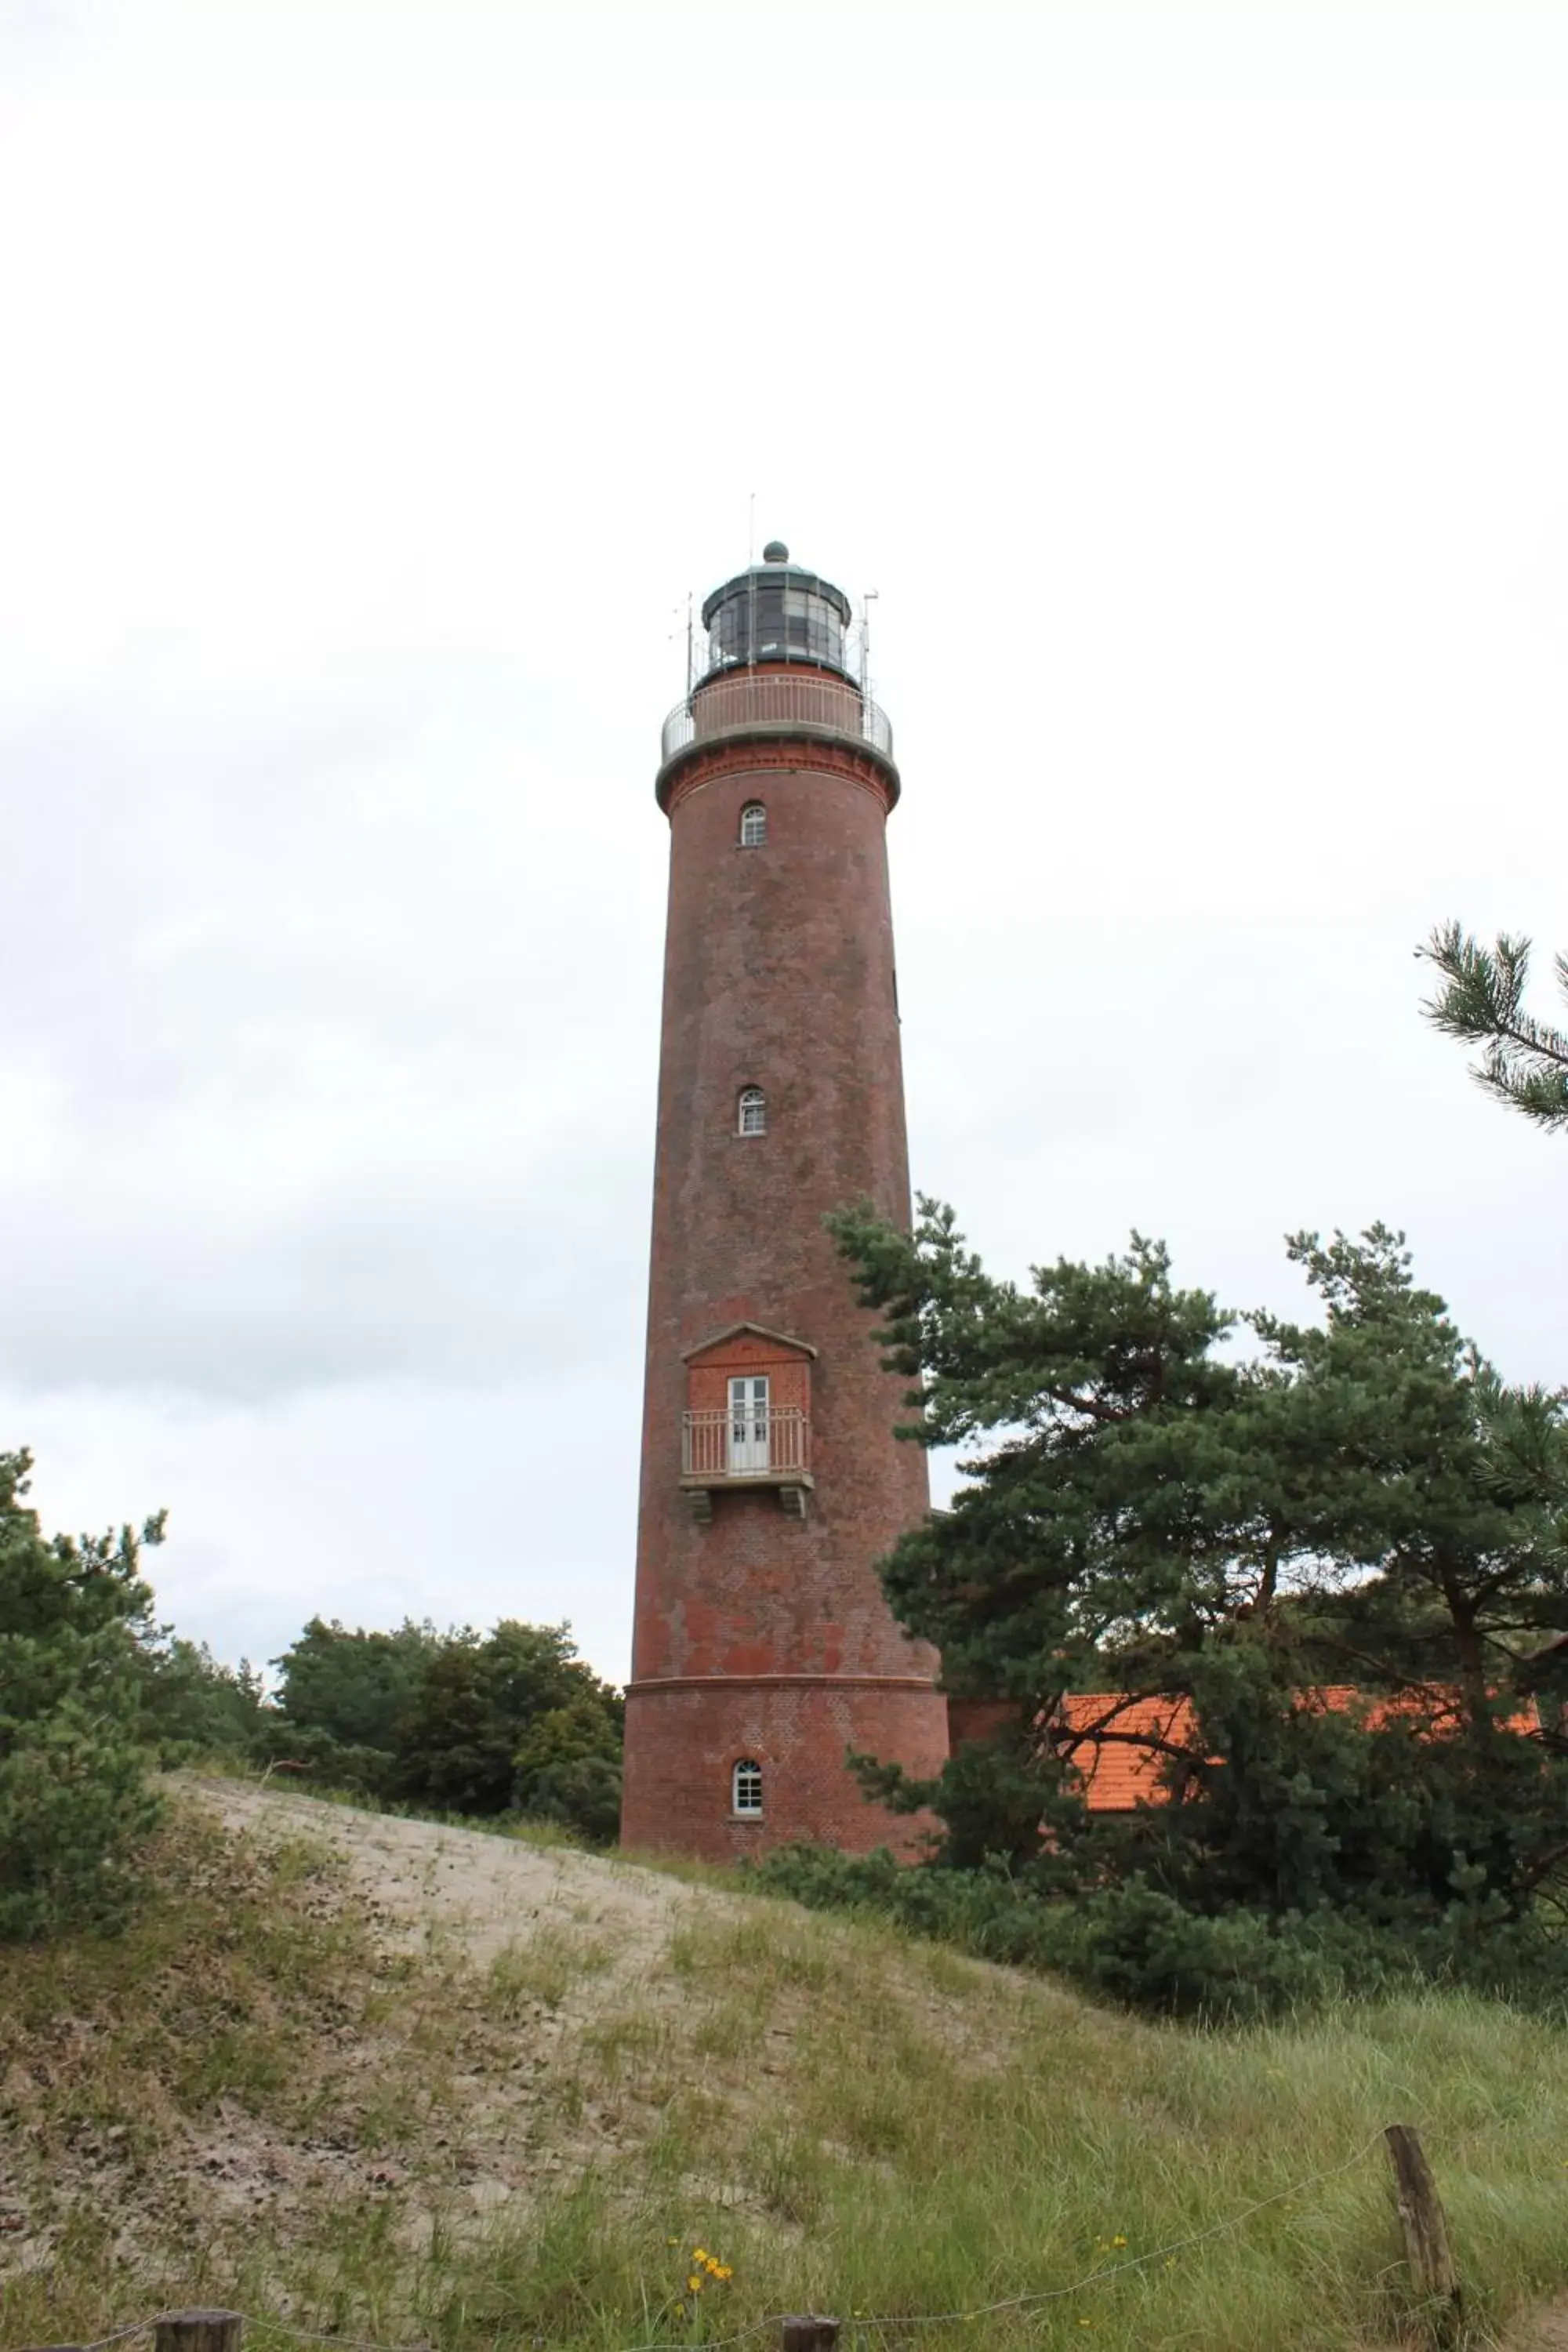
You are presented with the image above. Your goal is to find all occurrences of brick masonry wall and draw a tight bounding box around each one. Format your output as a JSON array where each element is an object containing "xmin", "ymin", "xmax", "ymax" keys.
[
  {"xmin": 946, "ymin": 1698, "xmax": 1022, "ymax": 1749},
  {"xmin": 623, "ymin": 695, "xmax": 949, "ymax": 1861},
  {"xmin": 686, "ymin": 1330, "xmax": 812, "ymax": 1419},
  {"xmin": 621, "ymin": 1676, "xmax": 946, "ymax": 1860}
]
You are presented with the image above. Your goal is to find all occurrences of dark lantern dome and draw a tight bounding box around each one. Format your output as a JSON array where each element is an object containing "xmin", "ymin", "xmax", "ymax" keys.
[{"xmin": 700, "ymin": 550, "xmax": 855, "ymax": 684}]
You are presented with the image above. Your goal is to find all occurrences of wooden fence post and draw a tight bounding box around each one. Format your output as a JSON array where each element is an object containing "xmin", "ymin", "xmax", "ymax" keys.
[
  {"xmin": 153, "ymin": 2311, "xmax": 245, "ymax": 2352},
  {"xmin": 780, "ymin": 2320, "xmax": 841, "ymax": 2352},
  {"xmin": 1384, "ymin": 2125, "xmax": 1461, "ymax": 2343}
]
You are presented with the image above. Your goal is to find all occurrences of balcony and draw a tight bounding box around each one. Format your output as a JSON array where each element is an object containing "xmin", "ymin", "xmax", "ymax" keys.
[
  {"xmin": 681, "ymin": 1406, "xmax": 813, "ymax": 1521},
  {"xmin": 659, "ymin": 673, "xmax": 894, "ymax": 771}
]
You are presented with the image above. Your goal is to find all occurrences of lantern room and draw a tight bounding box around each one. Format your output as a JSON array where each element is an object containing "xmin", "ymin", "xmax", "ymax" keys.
[{"xmin": 700, "ymin": 541, "xmax": 854, "ymax": 684}]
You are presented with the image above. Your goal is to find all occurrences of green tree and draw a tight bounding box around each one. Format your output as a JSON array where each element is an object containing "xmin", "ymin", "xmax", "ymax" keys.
[
  {"xmin": 514, "ymin": 1697, "xmax": 623, "ymax": 1842},
  {"xmin": 273, "ymin": 1616, "xmax": 448, "ymax": 1755},
  {"xmin": 1420, "ymin": 921, "xmax": 1568, "ymax": 1130},
  {"xmin": 0, "ymin": 1449, "xmax": 165, "ymax": 1940},
  {"xmin": 828, "ymin": 1202, "xmax": 1568, "ymax": 1932},
  {"xmin": 264, "ymin": 1612, "xmax": 624, "ymax": 1826},
  {"xmin": 1256, "ymin": 1230, "xmax": 1568, "ymax": 1721},
  {"xmin": 132, "ymin": 1632, "xmax": 268, "ymax": 1759},
  {"xmin": 392, "ymin": 1621, "xmax": 622, "ymax": 1819}
]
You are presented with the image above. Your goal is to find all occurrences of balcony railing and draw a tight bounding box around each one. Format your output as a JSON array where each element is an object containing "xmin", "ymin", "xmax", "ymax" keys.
[
  {"xmin": 681, "ymin": 1406, "xmax": 811, "ymax": 1482},
  {"xmin": 661, "ymin": 673, "xmax": 893, "ymax": 768}
]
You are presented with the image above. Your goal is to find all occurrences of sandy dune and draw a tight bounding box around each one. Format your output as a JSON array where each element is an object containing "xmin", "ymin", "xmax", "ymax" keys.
[{"xmin": 198, "ymin": 1776, "xmax": 696, "ymax": 1969}]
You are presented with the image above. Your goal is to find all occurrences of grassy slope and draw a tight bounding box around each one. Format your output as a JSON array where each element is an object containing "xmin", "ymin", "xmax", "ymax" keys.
[{"xmin": 2, "ymin": 1789, "xmax": 1566, "ymax": 2352}]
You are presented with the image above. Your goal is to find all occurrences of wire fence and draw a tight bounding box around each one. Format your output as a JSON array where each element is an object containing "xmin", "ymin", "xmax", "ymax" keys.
[{"xmin": 31, "ymin": 2125, "xmax": 1428, "ymax": 2352}]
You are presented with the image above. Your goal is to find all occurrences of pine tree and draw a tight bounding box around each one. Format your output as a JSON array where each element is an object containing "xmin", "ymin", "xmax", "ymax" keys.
[
  {"xmin": 1420, "ymin": 921, "xmax": 1568, "ymax": 1130},
  {"xmin": 0, "ymin": 1449, "xmax": 165, "ymax": 1939},
  {"xmin": 828, "ymin": 1202, "xmax": 1568, "ymax": 1928}
]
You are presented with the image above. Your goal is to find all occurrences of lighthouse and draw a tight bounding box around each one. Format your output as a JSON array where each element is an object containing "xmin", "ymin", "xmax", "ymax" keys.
[{"xmin": 620, "ymin": 543, "xmax": 949, "ymax": 1860}]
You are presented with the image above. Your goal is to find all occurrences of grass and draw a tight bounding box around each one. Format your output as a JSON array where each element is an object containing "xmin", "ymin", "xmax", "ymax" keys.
[
  {"xmin": 3, "ymin": 1787, "xmax": 1568, "ymax": 2352},
  {"xmin": 486, "ymin": 1924, "xmax": 613, "ymax": 2016}
]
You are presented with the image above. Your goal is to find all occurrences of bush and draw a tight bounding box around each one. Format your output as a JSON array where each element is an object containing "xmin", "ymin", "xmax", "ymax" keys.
[
  {"xmin": 521, "ymin": 1752, "xmax": 622, "ymax": 1844},
  {"xmin": 260, "ymin": 1615, "xmax": 626, "ymax": 1837},
  {"xmin": 752, "ymin": 1843, "xmax": 1568, "ymax": 2023},
  {"xmin": 753, "ymin": 1849, "xmax": 1316, "ymax": 2019},
  {"xmin": 514, "ymin": 1698, "xmax": 623, "ymax": 1842},
  {"xmin": 131, "ymin": 1633, "xmax": 270, "ymax": 1763},
  {"xmin": 0, "ymin": 1450, "xmax": 164, "ymax": 1940},
  {"xmin": 249, "ymin": 1717, "xmax": 401, "ymax": 1798},
  {"xmin": 0, "ymin": 1700, "xmax": 161, "ymax": 1941},
  {"xmin": 1042, "ymin": 1882, "xmax": 1329, "ymax": 2019}
]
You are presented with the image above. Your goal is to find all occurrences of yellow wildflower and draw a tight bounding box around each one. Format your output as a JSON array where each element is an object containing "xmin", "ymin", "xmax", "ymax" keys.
[
  {"xmin": 1112, "ymin": 2234, "xmax": 1128, "ymax": 2249},
  {"xmin": 688, "ymin": 2278, "xmax": 703, "ymax": 2295}
]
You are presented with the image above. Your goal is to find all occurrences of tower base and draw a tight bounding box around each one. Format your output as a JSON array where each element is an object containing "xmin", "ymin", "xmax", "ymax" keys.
[{"xmin": 621, "ymin": 1675, "xmax": 949, "ymax": 1862}]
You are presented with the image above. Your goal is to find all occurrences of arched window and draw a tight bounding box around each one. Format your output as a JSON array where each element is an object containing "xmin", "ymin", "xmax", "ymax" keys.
[
  {"xmin": 739, "ymin": 801, "xmax": 767, "ymax": 848},
  {"xmin": 738, "ymin": 1087, "xmax": 767, "ymax": 1136},
  {"xmin": 732, "ymin": 1759, "xmax": 764, "ymax": 1817}
]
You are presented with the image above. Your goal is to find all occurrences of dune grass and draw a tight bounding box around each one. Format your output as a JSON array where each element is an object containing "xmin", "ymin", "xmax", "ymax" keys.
[{"xmin": 2, "ymin": 1790, "xmax": 1566, "ymax": 2352}]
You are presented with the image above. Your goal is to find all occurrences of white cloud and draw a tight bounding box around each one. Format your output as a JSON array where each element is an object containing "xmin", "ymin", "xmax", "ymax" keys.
[{"xmin": 2, "ymin": 2, "xmax": 1566, "ymax": 1681}]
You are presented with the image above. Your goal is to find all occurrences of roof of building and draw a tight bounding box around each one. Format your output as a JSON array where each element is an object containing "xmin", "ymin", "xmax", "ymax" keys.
[
  {"xmin": 1058, "ymin": 1686, "xmax": 1542, "ymax": 1812},
  {"xmin": 680, "ymin": 1321, "xmax": 818, "ymax": 1363}
]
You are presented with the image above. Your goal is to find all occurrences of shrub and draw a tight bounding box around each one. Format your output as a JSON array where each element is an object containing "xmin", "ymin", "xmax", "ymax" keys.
[
  {"xmin": 514, "ymin": 1697, "xmax": 623, "ymax": 1842},
  {"xmin": 0, "ymin": 1700, "xmax": 161, "ymax": 1940},
  {"xmin": 0, "ymin": 1450, "xmax": 164, "ymax": 1940},
  {"xmin": 753, "ymin": 1843, "xmax": 1568, "ymax": 2023}
]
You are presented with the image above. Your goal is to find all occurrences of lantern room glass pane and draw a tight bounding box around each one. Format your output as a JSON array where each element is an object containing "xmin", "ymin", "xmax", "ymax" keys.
[{"xmin": 704, "ymin": 571, "xmax": 849, "ymax": 677}]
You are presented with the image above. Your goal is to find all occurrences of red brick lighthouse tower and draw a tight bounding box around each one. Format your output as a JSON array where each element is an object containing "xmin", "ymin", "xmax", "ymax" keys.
[{"xmin": 621, "ymin": 544, "xmax": 949, "ymax": 1860}]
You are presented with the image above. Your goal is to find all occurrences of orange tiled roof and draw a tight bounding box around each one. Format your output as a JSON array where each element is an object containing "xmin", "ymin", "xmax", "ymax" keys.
[
  {"xmin": 1058, "ymin": 1693, "xmax": 1201, "ymax": 1811},
  {"xmin": 1058, "ymin": 1687, "xmax": 1540, "ymax": 1813}
]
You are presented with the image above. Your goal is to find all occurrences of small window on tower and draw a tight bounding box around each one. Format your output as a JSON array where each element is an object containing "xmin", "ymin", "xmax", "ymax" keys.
[
  {"xmin": 732, "ymin": 1759, "xmax": 764, "ymax": 1817},
  {"xmin": 739, "ymin": 801, "xmax": 767, "ymax": 848},
  {"xmin": 738, "ymin": 1087, "xmax": 767, "ymax": 1136}
]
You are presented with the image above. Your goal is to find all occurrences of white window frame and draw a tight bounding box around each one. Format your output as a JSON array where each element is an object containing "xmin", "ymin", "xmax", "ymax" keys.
[
  {"xmin": 738, "ymin": 1087, "xmax": 767, "ymax": 1136},
  {"xmin": 732, "ymin": 1759, "xmax": 764, "ymax": 1817},
  {"xmin": 739, "ymin": 801, "xmax": 767, "ymax": 848}
]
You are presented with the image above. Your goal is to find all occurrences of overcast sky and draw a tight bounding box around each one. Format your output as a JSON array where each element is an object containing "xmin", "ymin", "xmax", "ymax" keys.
[{"xmin": 2, "ymin": 1, "xmax": 1566, "ymax": 1685}]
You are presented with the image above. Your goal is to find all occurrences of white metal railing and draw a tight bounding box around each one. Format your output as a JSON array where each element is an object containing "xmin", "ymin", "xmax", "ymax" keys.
[
  {"xmin": 681, "ymin": 1406, "xmax": 811, "ymax": 1480},
  {"xmin": 661, "ymin": 673, "xmax": 893, "ymax": 767}
]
